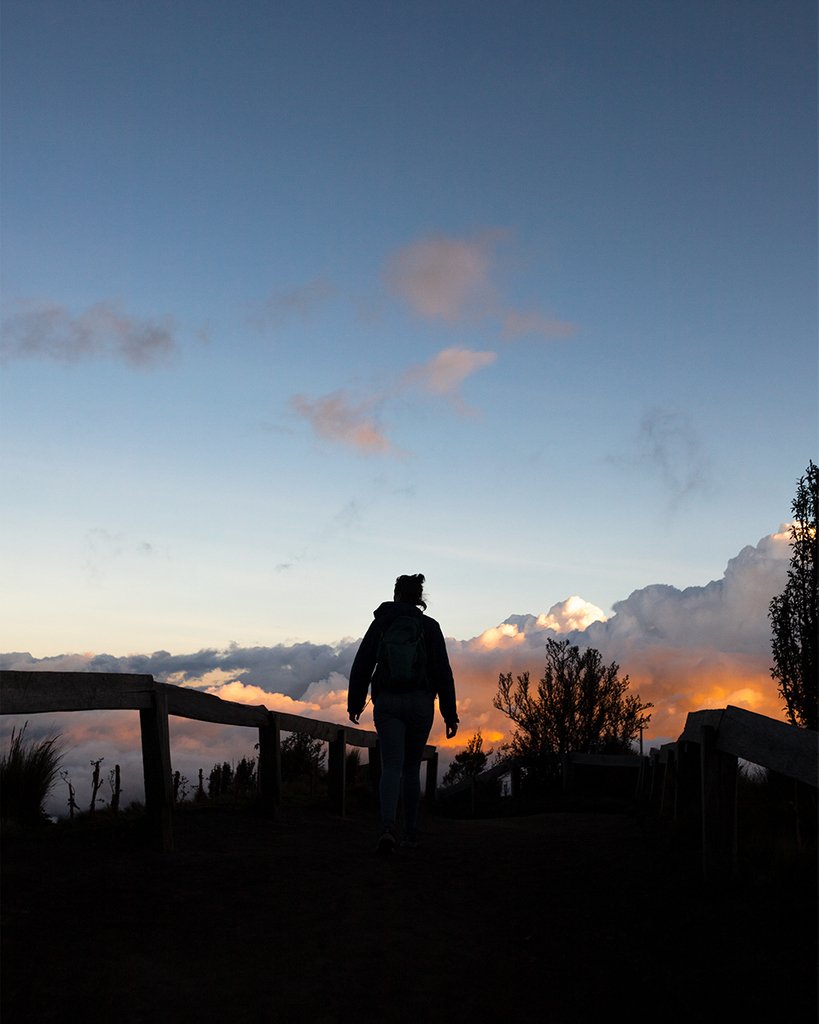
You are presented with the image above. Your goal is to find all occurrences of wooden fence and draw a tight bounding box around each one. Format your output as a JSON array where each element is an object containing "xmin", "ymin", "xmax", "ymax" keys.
[
  {"xmin": 438, "ymin": 704, "xmax": 817, "ymax": 881},
  {"xmin": 3, "ymin": 671, "xmax": 815, "ymax": 878},
  {"xmin": 0, "ymin": 670, "xmax": 438, "ymax": 851},
  {"xmin": 647, "ymin": 704, "xmax": 817, "ymax": 880}
]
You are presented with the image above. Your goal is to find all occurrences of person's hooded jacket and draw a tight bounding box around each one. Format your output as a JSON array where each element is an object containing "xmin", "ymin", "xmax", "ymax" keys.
[{"xmin": 347, "ymin": 601, "xmax": 458, "ymax": 726}]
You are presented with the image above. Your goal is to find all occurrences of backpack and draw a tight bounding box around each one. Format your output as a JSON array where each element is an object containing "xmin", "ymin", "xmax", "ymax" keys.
[{"xmin": 376, "ymin": 615, "xmax": 427, "ymax": 692}]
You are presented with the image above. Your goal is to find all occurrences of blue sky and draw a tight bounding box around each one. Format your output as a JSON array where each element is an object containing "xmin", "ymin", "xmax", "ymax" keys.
[{"xmin": 1, "ymin": 0, "xmax": 815, "ymax": 678}]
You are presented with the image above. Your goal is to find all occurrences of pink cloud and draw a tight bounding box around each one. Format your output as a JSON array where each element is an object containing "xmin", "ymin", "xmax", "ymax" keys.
[
  {"xmin": 404, "ymin": 346, "xmax": 496, "ymax": 396},
  {"xmin": 292, "ymin": 346, "xmax": 496, "ymax": 451},
  {"xmin": 289, "ymin": 391, "xmax": 395, "ymax": 455},
  {"xmin": 382, "ymin": 231, "xmax": 577, "ymax": 347},
  {"xmin": 384, "ymin": 234, "xmax": 497, "ymax": 322}
]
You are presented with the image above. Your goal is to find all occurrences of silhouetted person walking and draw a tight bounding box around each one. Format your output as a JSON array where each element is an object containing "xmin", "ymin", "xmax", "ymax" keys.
[{"xmin": 348, "ymin": 573, "xmax": 458, "ymax": 854}]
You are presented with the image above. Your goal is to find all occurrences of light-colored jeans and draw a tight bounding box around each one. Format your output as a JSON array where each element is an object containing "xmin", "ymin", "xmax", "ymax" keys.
[{"xmin": 373, "ymin": 689, "xmax": 435, "ymax": 836}]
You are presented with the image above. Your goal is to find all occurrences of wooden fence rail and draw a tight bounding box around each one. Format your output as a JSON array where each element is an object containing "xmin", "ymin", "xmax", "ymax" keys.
[{"xmin": 0, "ymin": 670, "xmax": 438, "ymax": 851}]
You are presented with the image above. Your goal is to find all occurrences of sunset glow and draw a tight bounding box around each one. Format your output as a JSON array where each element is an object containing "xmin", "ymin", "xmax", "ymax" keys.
[{"xmin": 1, "ymin": 4, "xmax": 814, "ymax": 817}]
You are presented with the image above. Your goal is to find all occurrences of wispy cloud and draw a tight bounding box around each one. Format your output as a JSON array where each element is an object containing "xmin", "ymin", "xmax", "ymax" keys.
[
  {"xmin": 634, "ymin": 407, "xmax": 713, "ymax": 502},
  {"xmin": 501, "ymin": 310, "xmax": 577, "ymax": 342},
  {"xmin": 1, "ymin": 299, "xmax": 176, "ymax": 367},
  {"xmin": 83, "ymin": 527, "xmax": 164, "ymax": 583},
  {"xmin": 609, "ymin": 407, "xmax": 713, "ymax": 505},
  {"xmin": 249, "ymin": 276, "xmax": 336, "ymax": 329},
  {"xmin": 292, "ymin": 345, "xmax": 496, "ymax": 453}
]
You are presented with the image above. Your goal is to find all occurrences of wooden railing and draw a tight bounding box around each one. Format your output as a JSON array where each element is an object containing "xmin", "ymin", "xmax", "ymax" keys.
[
  {"xmin": 649, "ymin": 705, "xmax": 817, "ymax": 879},
  {"xmin": 438, "ymin": 704, "xmax": 817, "ymax": 881},
  {"xmin": 0, "ymin": 670, "xmax": 438, "ymax": 851},
  {"xmin": 4, "ymin": 671, "xmax": 814, "ymax": 877}
]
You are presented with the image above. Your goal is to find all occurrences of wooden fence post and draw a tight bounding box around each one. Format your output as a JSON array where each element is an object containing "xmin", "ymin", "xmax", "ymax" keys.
[
  {"xmin": 659, "ymin": 748, "xmax": 675, "ymax": 817},
  {"xmin": 369, "ymin": 741, "xmax": 382, "ymax": 793},
  {"xmin": 675, "ymin": 740, "xmax": 701, "ymax": 825},
  {"xmin": 510, "ymin": 760, "xmax": 521, "ymax": 799},
  {"xmin": 700, "ymin": 723, "xmax": 738, "ymax": 880},
  {"xmin": 257, "ymin": 711, "xmax": 282, "ymax": 817},
  {"xmin": 328, "ymin": 727, "xmax": 346, "ymax": 817},
  {"xmin": 139, "ymin": 685, "xmax": 173, "ymax": 852},
  {"xmin": 648, "ymin": 753, "xmax": 662, "ymax": 808},
  {"xmin": 424, "ymin": 751, "xmax": 439, "ymax": 803},
  {"xmin": 561, "ymin": 753, "xmax": 572, "ymax": 795},
  {"xmin": 768, "ymin": 770, "xmax": 802, "ymax": 865}
]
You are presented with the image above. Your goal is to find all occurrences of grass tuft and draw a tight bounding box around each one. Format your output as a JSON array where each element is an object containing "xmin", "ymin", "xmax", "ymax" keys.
[{"xmin": 1, "ymin": 723, "xmax": 65, "ymax": 825}]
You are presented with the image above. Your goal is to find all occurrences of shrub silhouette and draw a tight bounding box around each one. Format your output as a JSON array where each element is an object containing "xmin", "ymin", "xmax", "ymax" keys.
[
  {"xmin": 207, "ymin": 757, "xmax": 258, "ymax": 802},
  {"xmin": 494, "ymin": 638, "xmax": 652, "ymax": 778},
  {"xmin": 281, "ymin": 732, "xmax": 326, "ymax": 796}
]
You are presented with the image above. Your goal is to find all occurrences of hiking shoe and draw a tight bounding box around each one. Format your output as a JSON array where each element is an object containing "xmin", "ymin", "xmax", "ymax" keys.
[{"xmin": 376, "ymin": 827, "xmax": 397, "ymax": 856}]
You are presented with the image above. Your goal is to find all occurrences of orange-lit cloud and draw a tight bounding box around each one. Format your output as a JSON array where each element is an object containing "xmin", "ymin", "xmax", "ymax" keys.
[
  {"xmin": 439, "ymin": 530, "xmax": 792, "ymax": 755},
  {"xmin": 536, "ymin": 596, "xmax": 608, "ymax": 633}
]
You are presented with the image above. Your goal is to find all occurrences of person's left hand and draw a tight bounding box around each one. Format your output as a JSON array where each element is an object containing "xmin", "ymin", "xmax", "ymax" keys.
[
  {"xmin": 446, "ymin": 721, "xmax": 459, "ymax": 739},
  {"xmin": 349, "ymin": 711, "xmax": 362, "ymax": 725}
]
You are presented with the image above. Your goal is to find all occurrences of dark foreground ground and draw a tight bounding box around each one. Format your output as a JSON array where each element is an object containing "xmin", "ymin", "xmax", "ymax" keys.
[{"xmin": 2, "ymin": 796, "xmax": 816, "ymax": 1024}]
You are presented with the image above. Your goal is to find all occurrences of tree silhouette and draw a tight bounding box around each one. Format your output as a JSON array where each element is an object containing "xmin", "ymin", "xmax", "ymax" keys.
[
  {"xmin": 493, "ymin": 639, "xmax": 652, "ymax": 767},
  {"xmin": 769, "ymin": 460, "xmax": 818, "ymax": 730},
  {"xmin": 442, "ymin": 730, "xmax": 493, "ymax": 787},
  {"xmin": 234, "ymin": 756, "xmax": 257, "ymax": 798},
  {"xmin": 206, "ymin": 757, "xmax": 258, "ymax": 801},
  {"xmin": 280, "ymin": 732, "xmax": 326, "ymax": 785},
  {"xmin": 207, "ymin": 761, "xmax": 235, "ymax": 799}
]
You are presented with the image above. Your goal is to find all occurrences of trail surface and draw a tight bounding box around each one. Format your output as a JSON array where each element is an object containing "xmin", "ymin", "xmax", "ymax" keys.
[{"xmin": 2, "ymin": 802, "xmax": 815, "ymax": 1023}]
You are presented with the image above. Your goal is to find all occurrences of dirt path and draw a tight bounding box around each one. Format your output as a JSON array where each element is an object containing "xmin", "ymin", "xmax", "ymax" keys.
[{"xmin": 2, "ymin": 802, "xmax": 816, "ymax": 1023}]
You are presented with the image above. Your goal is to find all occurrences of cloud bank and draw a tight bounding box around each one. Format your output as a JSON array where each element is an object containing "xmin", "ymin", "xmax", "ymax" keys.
[{"xmin": 2, "ymin": 529, "xmax": 791, "ymax": 814}]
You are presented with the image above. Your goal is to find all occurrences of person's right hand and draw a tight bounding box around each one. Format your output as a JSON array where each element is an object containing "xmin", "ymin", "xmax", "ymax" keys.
[{"xmin": 446, "ymin": 721, "xmax": 458, "ymax": 739}]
